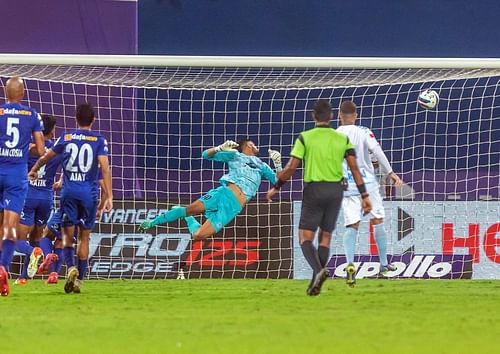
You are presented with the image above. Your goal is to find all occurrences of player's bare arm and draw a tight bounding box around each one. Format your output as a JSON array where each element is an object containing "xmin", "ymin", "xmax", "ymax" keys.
[
  {"xmin": 266, "ymin": 157, "xmax": 301, "ymax": 201},
  {"xmin": 97, "ymin": 155, "xmax": 113, "ymax": 212},
  {"xmin": 28, "ymin": 149, "xmax": 57, "ymax": 180},
  {"xmin": 32, "ymin": 131, "xmax": 45, "ymax": 157}
]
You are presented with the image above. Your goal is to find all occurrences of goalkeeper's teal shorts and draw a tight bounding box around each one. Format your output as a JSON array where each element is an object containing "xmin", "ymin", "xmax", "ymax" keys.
[{"xmin": 199, "ymin": 185, "xmax": 243, "ymax": 233}]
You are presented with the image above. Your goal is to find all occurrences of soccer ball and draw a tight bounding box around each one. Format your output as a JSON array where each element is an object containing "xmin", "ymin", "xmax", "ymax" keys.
[{"xmin": 417, "ymin": 89, "xmax": 439, "ymax": 110}]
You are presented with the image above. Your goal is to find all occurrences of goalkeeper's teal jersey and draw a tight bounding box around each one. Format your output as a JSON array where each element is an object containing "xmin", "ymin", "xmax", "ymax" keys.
[{"xmin": 202, "ymin": 150, "xmax": 277, "ymax": 201}]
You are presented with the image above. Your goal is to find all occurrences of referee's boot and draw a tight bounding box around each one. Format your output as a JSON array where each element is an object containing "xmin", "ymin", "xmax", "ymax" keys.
[
  {"xmin": 307, "ymin": 268, "xmax": 329, "ymax": 296},
  {"xmin": 345, "ymin": 263, "xmax": 356, "ymax": 288}
]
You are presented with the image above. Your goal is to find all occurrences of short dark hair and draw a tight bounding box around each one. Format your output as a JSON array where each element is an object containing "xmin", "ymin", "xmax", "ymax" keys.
[
  {"xmin": 41, "ymin": 114, "xmax": 56, "ymax": 136},
  {"xmin": 340, "ymin": 100, "xmax": 357, "ymax": 114},
  {"xmin": 76, "ymin": 103, "xmax": 95, "ymax": 127},
  {"xmin": 313, "ymin": 99, "xmax": 332, "ymax": 122},
  {"xmin": 237, "ymin": 137, "xmax": 252, "ymax": 153}
]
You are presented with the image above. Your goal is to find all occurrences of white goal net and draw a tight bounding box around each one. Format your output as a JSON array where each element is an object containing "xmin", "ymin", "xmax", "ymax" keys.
[{"xmin": 1, "ymin": 56, "xmax": 498, "ymax": 280}]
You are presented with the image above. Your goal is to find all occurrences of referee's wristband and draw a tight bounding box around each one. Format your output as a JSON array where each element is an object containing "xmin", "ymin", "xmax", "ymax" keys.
[
  {"xmin": 274, "ymin": 179, "xmax": 286, "ymax": 190},
  {"xmin": 356, "ymin": 183, "xmax": 367, "ymax": 195},
  {"xmin": 361, "ymin": 192, "xmax": 370, "ymax": 199}
]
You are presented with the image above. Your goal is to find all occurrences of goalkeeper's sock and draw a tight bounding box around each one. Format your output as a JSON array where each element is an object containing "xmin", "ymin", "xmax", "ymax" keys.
[
  {"xmin": 184, "ymin": 216, "xmax": 201, "ymax": 235},
  {"xmin": 39, "ymin": 237, "xmax": 53, "ymax": 257},
  {"xmin": 15, "ymin": 240, "xmax": 34, "ymax": 256},
  {"xmin": 300, "ymin": 240, "xmax": 322, "ymax": 275},
  {"xmin": 153, "ymin": 207, "xmax": 187, "ymax": 226},
  {"xmin": 373, "ymin": 223, "xmax": 389, "ymax": 267},
  {"xmin": 53, "ymin": 248, "xmax": 64, "ymax": 273},
  {"xmin": 63, "ymin": 247, "xmax": 75, "ymax": 268},
  {"xmin": 0, "ymin": 239, "xmax": 15, "ymax": 270},
  {"xmin": 318, "ymin": 246, "xmax": 330, "ymax": 268},
  {"xmin": 77, "ymin": 259, "xmax": 88, "ymax": 280},
  {"xmin": 343, "ymin": 227, "xmax": 358, "ymax": 264}
]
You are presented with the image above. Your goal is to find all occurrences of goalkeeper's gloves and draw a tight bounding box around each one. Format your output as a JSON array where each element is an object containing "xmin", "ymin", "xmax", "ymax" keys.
[
  {"xmin": 215, "ymin": 140, "xmax": 239, "ymax": 153},
  {"xmin": 268, "ymin": 149, "xmax": 283, "ymax": 172},
  {"xmin": 138, "ymin": 220, "xmax": 155, "ymax": 233}
]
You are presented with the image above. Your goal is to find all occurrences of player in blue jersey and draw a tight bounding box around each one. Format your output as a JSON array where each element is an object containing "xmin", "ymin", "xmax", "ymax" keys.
[
  {"xmin": 41, "ymin": 172, "xmax": 107, "ymax": 285},
  {"xmin": 14, "ymin": 114, "xmax": 62, "ymax": 284},
  {"xmin": 0, "ymin": 77, "xmax": 45, "ymax": 296},
  {"xmin": 29, "ymin": 103, "xmax": 113, "ymax": 294},
  {"xmin": 138, "ymin": 138, "xmax": 282, "ymax": 240}
]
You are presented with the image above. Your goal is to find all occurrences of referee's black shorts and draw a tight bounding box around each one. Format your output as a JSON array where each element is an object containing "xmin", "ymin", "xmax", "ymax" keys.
[{"xmin": 299, "ymin": 181, "xmax": 343, "ymax": 233}]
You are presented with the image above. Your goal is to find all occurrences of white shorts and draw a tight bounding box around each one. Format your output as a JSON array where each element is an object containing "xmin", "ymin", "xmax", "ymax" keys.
[{"xmin": 342, "ymin": 188, "xmax": 385, "ymax": 226}]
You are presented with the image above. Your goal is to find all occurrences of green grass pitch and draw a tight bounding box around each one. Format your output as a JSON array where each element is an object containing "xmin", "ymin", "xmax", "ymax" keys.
[{"xmin": 2, "ymin": 279, "xmax": 499, "ymax": 354}]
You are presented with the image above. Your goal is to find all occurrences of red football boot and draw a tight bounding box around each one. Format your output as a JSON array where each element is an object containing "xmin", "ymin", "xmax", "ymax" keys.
[
  {"xmin": 0, "ymin": 265, "xmax": 10, "ymax": 296},
  {"xmin": 46, "ymin": 272, "xmax": 59, "ymax": 284},
  {"xmin": 37, "ymin": 253, "xmax": 59, "ymax": 275}
]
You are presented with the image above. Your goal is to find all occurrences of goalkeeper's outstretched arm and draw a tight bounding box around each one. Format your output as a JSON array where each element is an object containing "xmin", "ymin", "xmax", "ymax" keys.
[{"xmin": 202, "ymin": 140, "xmax": 239, "ymax": 162}]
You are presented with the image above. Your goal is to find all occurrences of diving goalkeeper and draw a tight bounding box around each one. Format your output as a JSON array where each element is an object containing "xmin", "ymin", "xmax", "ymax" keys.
[{"xmin": 138, "ymin": 139, "xmax": 282, "ymax": 239}]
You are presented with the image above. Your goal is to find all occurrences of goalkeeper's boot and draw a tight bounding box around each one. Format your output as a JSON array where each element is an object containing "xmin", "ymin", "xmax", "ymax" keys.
[
  {"xmin": 0, "ymin": 265, "xmax": 10, "ymax": 297},
  {"xmin": 27, "ymin": 247, "xmax": 43, "ymax": 279},
  {"xmin": 73, "ymin": 279, "xmax": 82, "ymax": 294},
  {"xmin": 307, "ymin": 268, "xmax": 329, "ymax": 296},
  {"xmin": 37, "ymin": 252, "xmax": 59, "ymax": 275},
  {"xmin": 346, "ymin": 263, "xmax": 356, "ymax": 288},
  {"xmin": 379, "ymin": 263, "xmax": 397, "ymax": 275},
  {"xmin": 46, "ymin": 272, "xmax": 59, "ymax": 284},
  {"xmin": 64, "ymin": 266, "xmax": 79, "ymax": 294},
  {"xmin": 14, "ymin": 278, "xmax": 28, "ymax": 285}
]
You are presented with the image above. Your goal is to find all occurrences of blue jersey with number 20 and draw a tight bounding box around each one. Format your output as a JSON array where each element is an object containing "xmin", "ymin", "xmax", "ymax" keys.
[{"xmin": 52, "ymin": 129, "xmax": 108, "ymax": 194}]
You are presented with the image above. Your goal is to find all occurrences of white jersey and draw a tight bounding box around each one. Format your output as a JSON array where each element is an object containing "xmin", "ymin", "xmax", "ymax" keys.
[{"xmin": 336, "ymin": 125, "xmax": 380, "ymax": 196}]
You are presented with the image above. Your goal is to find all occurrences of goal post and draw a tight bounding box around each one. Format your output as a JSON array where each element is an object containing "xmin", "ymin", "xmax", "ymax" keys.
[{"xmin": 0, "ymin": 54, "xmax": 498, "ymax": 280}]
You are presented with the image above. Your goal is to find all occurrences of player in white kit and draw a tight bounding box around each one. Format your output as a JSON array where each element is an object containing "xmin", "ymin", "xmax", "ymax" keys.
[{"xmin": 337, "ymin": 101, "xmax": 402, "ymax": 287}]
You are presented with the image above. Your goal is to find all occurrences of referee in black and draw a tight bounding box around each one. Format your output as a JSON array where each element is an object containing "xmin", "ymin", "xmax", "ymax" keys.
[{"xmin": 267, "ymin": 99, "xmax": 372, "ymax": 296}]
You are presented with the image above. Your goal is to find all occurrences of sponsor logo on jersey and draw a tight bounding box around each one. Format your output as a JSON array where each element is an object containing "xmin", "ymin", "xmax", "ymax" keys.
[
  {"xmin": 0, "ymin": 108, "xmax": 32, "ymax": 116},
  {"xmin": 64, "ymin": 133, "xmax": 98, "ymax": 141}
]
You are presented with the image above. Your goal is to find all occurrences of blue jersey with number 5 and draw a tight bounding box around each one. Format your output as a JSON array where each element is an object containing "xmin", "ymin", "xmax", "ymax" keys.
[
  {"xmin": 0, "ymin": 102, "xmax": 43, "ymax": 175},
  {"xmin": 52, "ymin": 129, "xmax": 108, "ymax": 193}
]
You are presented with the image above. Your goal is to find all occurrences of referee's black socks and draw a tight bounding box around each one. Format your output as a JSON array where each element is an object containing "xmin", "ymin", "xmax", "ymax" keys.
[
  {"xmin": 318, "ymin": 246, "xmax": 330, "ymax": 268},
  {"xmin": 300, "ymin": 240, "xmax": 322, "ymax": 275}
]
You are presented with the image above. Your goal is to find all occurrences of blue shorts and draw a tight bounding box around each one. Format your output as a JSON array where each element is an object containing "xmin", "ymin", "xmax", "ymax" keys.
[
  {"xmin": 47, "ymin": 208, "xmax": 63, "ymax": 240},
  {"xmin": 0, "ymin": 174, "xmax": 28, "ymax": 215},
  {"xmin": 20, "ymin": 197, "xmax": 52, "ymax": 227},
  {"xmin": 199, "ymin": 185, "xmax": 243, "ymax": 233},
  {"xmin": 61, "ymin": 190, "xmax": 98, "ymax": 230}
]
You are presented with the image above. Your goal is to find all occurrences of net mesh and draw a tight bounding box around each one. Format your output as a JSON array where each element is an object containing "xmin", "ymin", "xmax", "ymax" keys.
[{"xmin": 1, "ymin": 63, "xmax": 498, "ymax": 280}]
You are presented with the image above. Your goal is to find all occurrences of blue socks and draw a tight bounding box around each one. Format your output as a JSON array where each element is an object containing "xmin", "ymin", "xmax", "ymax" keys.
[
  {"xmin": 77, "ymin": 259, "xmax": 88, "ymax": 280},
  {"xmin": 0, "ymin": 239, "xmax": 16, "ymax": 270},
  {"xmin": 15, "ymin": 240, "xmax": 34, "ymax": 256},
  {"xmin": 343, "ymin": 227, "xmax": 358, "ymax": 264},
  {"xmin": 53, "ymin": 248, "xmax": 63, "ymax": 273},
  {"xmin": 63, "ymin": 247, "xmax": 75, "ymax": 268},
  {"xmin": 21, "ymin": 255, "xmax": 30, "ymax": 279},
  {"xmin": 373, "ymin": 223, "xmax": 389, "ymax": 267},
  {"xmin": 40, "ymin": 237, "xmax": 53, "ymax": 256},
  {"xmin": 153, "ymin": 207, "xmax": 187, "ymax": 226},
  {"xmin": 184, "ymin": 216, "xmax": 201, "ymax": 235}
]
